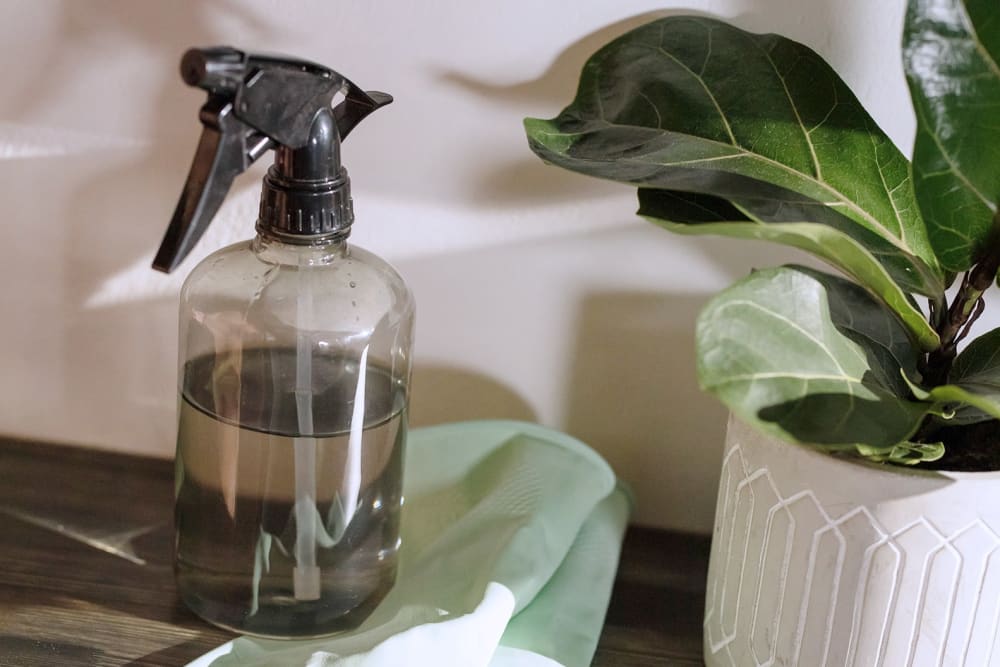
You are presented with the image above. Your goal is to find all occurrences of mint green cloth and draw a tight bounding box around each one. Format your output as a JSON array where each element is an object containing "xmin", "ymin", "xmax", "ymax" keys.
[{"xmin": 188, "ymin": 421, "xmax": 632, "ymax": 667}]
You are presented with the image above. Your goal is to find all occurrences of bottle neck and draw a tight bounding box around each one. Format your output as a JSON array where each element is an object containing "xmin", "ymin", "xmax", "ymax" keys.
[
  {"xmin": 254, "ymin": 109, "xmax": 354, "ymax": 241},
  {"xmin": 252, "ymin": 230, "xmax": 349, "ymax": 266}
]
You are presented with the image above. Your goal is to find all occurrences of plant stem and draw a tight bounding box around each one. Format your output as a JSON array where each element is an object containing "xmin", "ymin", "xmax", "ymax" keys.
[{"xmin": 922, "ymin": 218, "xmax": 1000, "ymax": 387}]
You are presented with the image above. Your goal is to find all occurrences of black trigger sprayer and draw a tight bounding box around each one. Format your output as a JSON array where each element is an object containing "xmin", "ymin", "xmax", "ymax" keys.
[{"xmin": 154, "ymin": 46, "xmax": 392, "ymax": 272}]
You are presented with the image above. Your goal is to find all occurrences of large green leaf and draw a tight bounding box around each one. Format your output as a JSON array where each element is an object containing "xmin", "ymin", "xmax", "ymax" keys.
[
  {"xmin": 696, "ymin": 265, "xmax": 931, "ymax": 447},
  {"xmin": 905, "ymin": 0, "xmax": 1000, "ymax": 272},
  {"xmin": 638, "ymin": 188, "xmax": 940, "ymax": 351},
  {"xmin": 525, "ymin": 15, "xmax": 944, "ymax": 292}
]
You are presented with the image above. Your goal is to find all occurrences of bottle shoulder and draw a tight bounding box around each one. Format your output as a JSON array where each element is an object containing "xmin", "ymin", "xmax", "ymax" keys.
[
  {"xmin": 179, "ymin": 239, "xmax": 257, "ymax": 294},
  {"xmin": 344, "ymin": 244, "xmax": 413, "ymax": 304},
  {"xmin": 180, "ymin": 238, "xmax": 414, "ymax": 330}
]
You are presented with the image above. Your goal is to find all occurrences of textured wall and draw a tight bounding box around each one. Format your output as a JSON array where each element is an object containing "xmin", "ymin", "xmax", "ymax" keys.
[{"xmin": 0, "ymin": 0, "xmax": 927, "ymax": 531}]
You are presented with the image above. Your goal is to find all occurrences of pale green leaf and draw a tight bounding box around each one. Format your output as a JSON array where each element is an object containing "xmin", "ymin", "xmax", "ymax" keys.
[
  {"xmin": 924, "ymin": 383, "xmax": 1000, "ymax": 422},
  {"xmin": 696, "ymin": 265, "xmax": 929, "ymax": 446},
  {"xmin": 855, "ymin": 441, "xmax": 945, "ymax": 465}
]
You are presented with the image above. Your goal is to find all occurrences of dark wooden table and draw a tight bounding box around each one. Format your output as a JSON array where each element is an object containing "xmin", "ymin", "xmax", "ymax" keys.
[{"xmin": 0, "ymin": 438, "xmax": 707, "ymax": 666}]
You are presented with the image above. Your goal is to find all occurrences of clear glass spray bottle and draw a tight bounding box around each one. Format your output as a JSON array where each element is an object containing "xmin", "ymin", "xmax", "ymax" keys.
[{"xmin": 152, "ymin": 47, "xmax": 413, "ymax": 638}]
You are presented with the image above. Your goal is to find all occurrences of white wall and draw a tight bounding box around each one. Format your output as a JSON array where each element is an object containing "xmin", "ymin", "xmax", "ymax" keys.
[{"xmin": 0, "ymin": 0, "xmax": 922, "ymax": 532}]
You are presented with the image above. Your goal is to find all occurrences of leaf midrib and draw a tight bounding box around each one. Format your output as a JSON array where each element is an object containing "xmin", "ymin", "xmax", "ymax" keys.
[
  {"xmin": 868, "ymin": 124, "xmax": 915, "ymax": 252},
  {"xmin": 714, "ymin": 298, "xmax": 851, "ymax": 376},
  {"xmin": 915, "ymin": 104, "xmax": 995, "ymax": 211},
  {"xmin": 576, "ymin": 117, "xmax": 920, "ymax": 256},
  {"xmin": 536, "ymin": 120, "xmax": 945, "ymax": 298},
  {"xmin": 752, "ymin": 37, "xmax": 823, "ymax": 181},
  {"xmin": 714, "ymin": 371, "xmax": 863, "ymax": 383}
]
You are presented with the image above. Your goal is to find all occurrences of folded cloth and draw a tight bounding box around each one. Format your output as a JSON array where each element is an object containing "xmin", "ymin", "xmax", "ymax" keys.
[{"xmin": 188, "ymin": 420, "xmax": 632, "ymax": 667}]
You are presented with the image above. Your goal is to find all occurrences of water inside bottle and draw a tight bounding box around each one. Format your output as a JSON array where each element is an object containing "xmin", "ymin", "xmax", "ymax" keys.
[{"xmin": 175, "ymin": 347, "xmax": 406, "ymax": 638}]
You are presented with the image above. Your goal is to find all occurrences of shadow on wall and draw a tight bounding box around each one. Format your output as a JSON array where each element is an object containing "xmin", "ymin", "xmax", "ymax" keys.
[
  {"xmin": 564, "ymin": 290, "xmax": 729, "ymax": 533},
  {"xmin": 439, "ymin": 10, "xmax": 671, "ymax": 106},
  {"xmin": 409, "ymin": 365, "xmax": 537, "ymax": 427},
  {"xmin": 439, "ymin": 10, "xmax": 672, "ymax": 210},
  {"xmin": 439, "ymin": 1, "xmax": 878, "ymax": 109},
  {"xmin": 0, "ymin": 1, "xmax": 272, "ymax": 450},
  {"xmin": 438, "ymin": 0, "xmax": 897, "ymax": 209},
  {"xmin": 4, "ymin": 1, "xmax": 268, "ymax": 125}
]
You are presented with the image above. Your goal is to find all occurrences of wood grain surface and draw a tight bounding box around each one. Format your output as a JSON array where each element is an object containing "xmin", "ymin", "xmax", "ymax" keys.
[{"xmin": 0, "ymin": 438, "xmax": 707, "ymax": 666}]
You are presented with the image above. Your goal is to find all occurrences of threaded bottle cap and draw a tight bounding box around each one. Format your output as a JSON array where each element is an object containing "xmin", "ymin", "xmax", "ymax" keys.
[{"xmin": 257, "ymin": 166, "xmax": 354, "ymax": 241}]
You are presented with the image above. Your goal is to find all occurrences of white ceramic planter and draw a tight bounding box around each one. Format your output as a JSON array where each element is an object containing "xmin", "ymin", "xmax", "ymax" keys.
[{"xmin": 704, "ymin": 417, "xmax": 1000, "ymax": 667}]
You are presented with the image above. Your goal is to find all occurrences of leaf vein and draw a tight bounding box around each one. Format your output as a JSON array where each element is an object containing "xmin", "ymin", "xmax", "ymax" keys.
[
  {"xmin": 715, "ymin": 299, "xmax": 850, "ymax": 376},
  {"xmin": 915, "ymin": 107, "xmax": 995, "ymax": 212},
  {"xmin": 636, "ymin": 90, "xmax": 664, "ymax": 130},
  {"xmin": 754, "ymin": 38, "xmax": 822, "ymax": 180},
  {"xmin": 652, "ymin": 45, "xmax": 737, "ymax": 145},
  {"xmin": 869, "ymin": 129, "xmax": 909, "ymax": 246},
  {"xmin": 701, "ymin": 24, "xmax": 713, "ymax": 76}
]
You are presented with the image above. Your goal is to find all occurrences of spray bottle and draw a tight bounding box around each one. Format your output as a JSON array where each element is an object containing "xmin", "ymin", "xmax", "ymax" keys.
[{"xmin": 153, "ymin": 47, "xmax": 414, "ymax": 638}]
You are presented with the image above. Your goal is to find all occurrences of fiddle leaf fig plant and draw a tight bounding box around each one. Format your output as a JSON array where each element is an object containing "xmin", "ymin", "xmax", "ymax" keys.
[{"xmin": 525, "ymin": 5, "xmax": 1000, "ymax": 466}]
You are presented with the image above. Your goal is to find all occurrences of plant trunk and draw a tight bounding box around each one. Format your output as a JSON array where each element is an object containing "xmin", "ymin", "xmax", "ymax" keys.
[{"xmin": 921, "ymin": 228, "xmax": 1000, "ymax": 387}]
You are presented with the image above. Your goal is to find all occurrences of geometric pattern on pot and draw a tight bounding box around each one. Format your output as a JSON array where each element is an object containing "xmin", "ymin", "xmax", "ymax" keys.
[{"xmin": 704, "ymin": 421, "xmax": 1000, "ymax": 667}]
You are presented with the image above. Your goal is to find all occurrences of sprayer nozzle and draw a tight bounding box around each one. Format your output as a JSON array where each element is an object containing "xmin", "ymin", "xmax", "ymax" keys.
[{"xmin": 180, "ymin": 47, "xmax": 245, "ymax": 93}]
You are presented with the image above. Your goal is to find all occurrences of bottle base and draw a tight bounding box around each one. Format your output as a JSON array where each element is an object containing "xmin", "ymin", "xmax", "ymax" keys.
[{"xmin": 177, "ymin": 568, "xmax": 395, "ymax": 639}]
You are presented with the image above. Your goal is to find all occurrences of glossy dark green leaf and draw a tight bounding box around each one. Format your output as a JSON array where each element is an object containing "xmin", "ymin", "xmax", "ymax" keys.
[
  {"xmin": 638, "ymin": 188, "xmax": 940, "ymax": 351},
  {"xmin": 904, "ymin": 0, "xmax": 1000, "ymax": 271},
  {"xmin": 696, "ymin": 265, "xmax": 930, "ymax": 447},
  {"xmin": 525, "ymin": 15, "xmax": 944, "ymax": 292}
]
